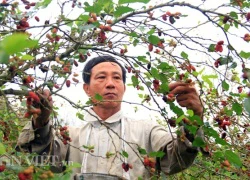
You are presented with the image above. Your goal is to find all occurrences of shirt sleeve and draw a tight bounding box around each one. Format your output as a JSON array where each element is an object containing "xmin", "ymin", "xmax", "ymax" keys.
[
  {"xmin": 15, "ymin": 121, "xmax": 69, "ymax": 173},
  {"xmin": 150, "ymin": 124, "xmax": 205, "ymax": 175}
]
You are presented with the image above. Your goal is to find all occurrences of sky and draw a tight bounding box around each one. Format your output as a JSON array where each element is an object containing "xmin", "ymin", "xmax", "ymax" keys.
[{"xmin": 17, "ymin": 0, "xmax": 249, "ymax": 126}]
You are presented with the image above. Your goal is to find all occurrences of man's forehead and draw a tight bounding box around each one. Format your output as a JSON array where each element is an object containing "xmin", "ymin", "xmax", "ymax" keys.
[{"xmin": 92, "ymin": 61, "xmax": 122, "ymax": 72}]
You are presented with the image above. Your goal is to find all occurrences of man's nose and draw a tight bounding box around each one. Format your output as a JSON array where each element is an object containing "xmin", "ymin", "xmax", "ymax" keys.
[{"xmin": 106, "ymin": 77, "xmax": 115, "ymax": 88}]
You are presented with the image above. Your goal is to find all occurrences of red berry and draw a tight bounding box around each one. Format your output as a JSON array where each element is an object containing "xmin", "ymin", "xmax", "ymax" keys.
[
  {"xmin": 162, "ymin": 14, "xmax": 167, "ymax": 21},
  {"xmin": 25, "ymin": 5, "xmax": 30, "ymax": 9},
  {"xmin": 66, "ymin": 80, "xmax": 71, "ymax": 87},
  {"xmin": 18, "ymin": 172, "xmax": 27, "ymax": 180},
  {"xmin": 0, "ymin": 165, "xmax": 5, "ymax": 172},
  {"xmin": 73, "ymin": 60, "xmax": 78, "ymax": 67},
  {"xmin": 28, "ymin": 91, "xmax": 40, "ymax": 103},
  {"xmin": 54, "ymin": 84, "xmax": 60, "ymax": 89},
  {"xmin": 35, "ymin": 16, "xmax": 40, "ymax": 22},
  {"xmin": 148, "ymin": 44, "xmax": 153, "ymax": 52},
  {"xmin": 246, "ymin": 12, "xmax": 250, "ymax": 21},
  {"xmin": 217, "ymin": 40, "xmax": 224, "ymax": 45},
  {"xmin": 30, "ymin": 2, "xmax": 36, "ymax": 6}
]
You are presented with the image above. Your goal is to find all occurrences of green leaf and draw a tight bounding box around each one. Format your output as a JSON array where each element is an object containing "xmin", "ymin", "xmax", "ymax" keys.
[
  {"xmin": 180, "ymin": 51, "xmax": 188, "ymax": 59},
  {"xmin": 138, "ymin": 147, "xmax": 147, "ymax": 155},
  {"xmin": 36, "ymin": 0, "xmax": 52, "ymax": 8},
  {"xmin": 187, "ymin": 109, "xmax": 194, "ymax": 117},
  {"xmin": 131, "ymin": 75, "xmax": 139, "ymax": 87},
  {"xmin": 78, "ymin": 15, "xmax": 90, "ymax": 22},
  {"xmin": 176, "ymin": 114, "xmax": 185, "ymax": 124},
  {"xmin": 1, "ymin": 34, "xmax": 38, "ymax": 55},
  {"xmin": 225, "ymin": 150, "xmax": 242, "ymax": 167},
  {"xmin": 159, "ymin": 83, "xmax": 169, "ymax": 94},
  {"xmin": 121, "ymin": 150, "xmax": 128, "ymax": 158},
  {"xmin": 201, "ymin": 74, "xmax": 218, "ymax": 88},
  {"xmin": 129, "ymin": 32, "xmax": 139, "ymax": 38},
  {"xmin": 119, "ymin": 0, "xmax": 150, "ymax": 4},
  {"xmin": 224, "ymin": 24, "xmax": 230, "ymax": 32},
  {"xmin": 169, "ymin": 102, "xmax": 184, "ymax": 116},
  {"xmin": 84, "ymin": 5, "xmax": 102, "ymax": 14},
  {"xmin": 147, "ymin": 29, "xmax": 155, "ymax": 35},
  {"xmin": 94, "ymin": 94, "xmax": 103, "ymax": 101},
  {"xmin": 137, "ymin": 56, "xmax": 148, "ymax": 63},
  {"xmin": 232, "ymin": 102, "xmax": 242, "ymax": 115},
  {"xmin": 150, "ymin": 67, "xmax": 160, "ymax": 79},
  {"xmin": 149, "ymin": 151, "xmax": 165, "ymax": 158},
  {"xmin": 243, "ymin": 98, "xmax": 250, "ymax": 115},
  {"xmin": 239, "ymin": 51, "xmax": 250, "ymax": 59},
  {"xmin": 208, "ymin": 44, "xmax": 215, "ymax": 52},
  {"xmin": 230, "ymin": 11, "xmax": 238, "ymax": 19},
  {"xmin": 114, "ymin": 6, "xmax": 134, "ymax": 17},
  {"xmin": 215, "ymin": 137, "xmax": 228, "ymax": 145},
  {"xmin": 222, "ymin": 80, "xmax": 229, "ymax": 91},
  {"xmin": 0, "ymin": 49, "xmax": 9, "ymax": 64},
  {"xmin": 76, "ymin": 112, "xmax": 84, "ymax": 120},
  {"xmin": 21, "ymin": 54, "xmax": 34, "ymax": 60},
  {"xmin": 148, "ymin": 35, "xmax": 160, "ymax": 45},
  {"xmin": 0, "ymin": 143, "xmax": 6, "ymax": 155},
  {"xmin": 192, "ymin": 137, "xmax": 206, "ymax": 147}
]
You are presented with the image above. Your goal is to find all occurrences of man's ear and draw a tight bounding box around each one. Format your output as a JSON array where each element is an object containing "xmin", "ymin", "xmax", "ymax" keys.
[{"xmin": 83, "ymin": 83, "xmax": 90, "ymax": 97}]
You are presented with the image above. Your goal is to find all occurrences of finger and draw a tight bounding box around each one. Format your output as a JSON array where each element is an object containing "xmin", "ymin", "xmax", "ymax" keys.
[{"xmin": 168, "ymin": 82, "xmax": 188, "ymax": 91}]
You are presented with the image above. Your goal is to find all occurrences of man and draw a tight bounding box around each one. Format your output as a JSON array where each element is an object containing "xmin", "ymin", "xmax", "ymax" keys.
[{"xmin": 17, "ymin": 55, "xmax": 204, "ymax": 179}]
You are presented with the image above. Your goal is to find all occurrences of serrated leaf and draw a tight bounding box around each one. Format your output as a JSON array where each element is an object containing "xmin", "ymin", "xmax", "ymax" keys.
[
  {"xmin": 232, "ymin": 102, "xmax": 242, "ymax": 115},
  {"xmin": 119, "ymin": 0, "xmax": 150, "ymax": 4},
  {"xmin": 121, "ymin": 150, "xmax": 128, "ymax": 158},
  {"xmin": 222, "ymin": 80, "xmax": 229, "ymax": 91},
  {"xmin": 180, "ymin": 51, "xmax": 188, "ymax": 59},
  {"xmin": 192, "ymin": 137, "xmax": 206, "ymax": 147},
  {"xmin": 149, "ymin": 151, "xmax": 165, "ymax": 158},
  {"xmin": 114, "ymin": 6, "xmax": 134, "ymax": 17},
  {"xmin": 1, "ymin": 34, "xmax": 38, "ymax": 55},
  {"xmin": 94, "ymin": 94, "xmax": 103, "ymax": 101},
  {"xmin": 148, "ymin": 35, "xmax": 160, "ymax": 45},
  {"xmin": 225, "ymin": 150, "xmax": 242, "ymax": 167},
  {"xmin": 239, "ymin": 51, "xmax": 250, "ymax": 59}
]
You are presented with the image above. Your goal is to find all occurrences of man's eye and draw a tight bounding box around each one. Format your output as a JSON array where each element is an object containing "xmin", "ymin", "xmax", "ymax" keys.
[
  {"xmin": 114, "ymin": 76, "xmax": 121, "ymax": 79},
  {"xmin": 98, "ymin": 76, "xmax": 105, "ymax": 79}
]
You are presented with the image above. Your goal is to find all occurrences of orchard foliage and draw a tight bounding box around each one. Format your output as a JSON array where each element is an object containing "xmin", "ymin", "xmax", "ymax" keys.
[{"xmin": 0, "ymin": 0, "xmax": 250, "ymax": 179}]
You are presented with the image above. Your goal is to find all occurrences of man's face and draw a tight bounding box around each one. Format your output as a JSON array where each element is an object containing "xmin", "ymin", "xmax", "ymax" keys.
[{"xmin": 83, "ymin": 62, "xmax": 126, "ymax": 110}]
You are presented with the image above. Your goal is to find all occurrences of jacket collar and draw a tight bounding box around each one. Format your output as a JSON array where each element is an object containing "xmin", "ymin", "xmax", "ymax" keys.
[{"xmin": 84, "ymin": 108, "xmax": 123, "ymax": 124}]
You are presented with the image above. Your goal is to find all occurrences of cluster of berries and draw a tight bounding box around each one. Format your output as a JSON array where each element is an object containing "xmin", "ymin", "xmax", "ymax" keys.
[{"xmin": 59, "ymin": 126, "xmax": 72, "ymax": 145}]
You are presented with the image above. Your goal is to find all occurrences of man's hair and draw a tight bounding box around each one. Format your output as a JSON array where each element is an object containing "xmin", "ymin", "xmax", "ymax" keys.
[{"xmin": 82, "ymin": 55, "xmax": 127, "ymax": 84}]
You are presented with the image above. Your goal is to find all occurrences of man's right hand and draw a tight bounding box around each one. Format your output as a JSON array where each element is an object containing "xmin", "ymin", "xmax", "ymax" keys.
[{"xmin": 32, "ymin": 89, "xmax": 53, "ymax": 129}]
